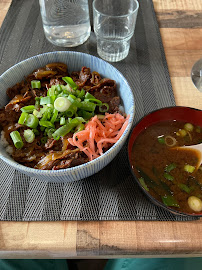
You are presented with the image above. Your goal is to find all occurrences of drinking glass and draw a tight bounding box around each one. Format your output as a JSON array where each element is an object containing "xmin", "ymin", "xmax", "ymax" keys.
[
  {"xmin": 39, "ymin": 0, "xmax": 91, "ymax": 47},
  {"xmin": 191, "ymin": 58, "xmax": 202, "ymax": 92},
  {"xmin": 93, "ymin": 0, "xmax": 139, "ymax": 62}
]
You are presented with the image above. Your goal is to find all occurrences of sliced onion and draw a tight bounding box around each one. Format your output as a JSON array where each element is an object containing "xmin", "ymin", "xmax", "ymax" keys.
[
  {"xmin": 165, "ymin": 136, "xmax": 177, "ymax": 147},
  {"xmin": 187, "ymin": 130, "xmax": 192, "ymax": 141}
]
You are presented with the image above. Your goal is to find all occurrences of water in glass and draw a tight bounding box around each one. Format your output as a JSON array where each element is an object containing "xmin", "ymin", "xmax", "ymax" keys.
[
  {"xmin": 93, "ymin": 0, "xmax": 139, "ymax": 62},
  {"xmin": 39, "ymin": 0, "xmax": 91, "ymax": 47}
]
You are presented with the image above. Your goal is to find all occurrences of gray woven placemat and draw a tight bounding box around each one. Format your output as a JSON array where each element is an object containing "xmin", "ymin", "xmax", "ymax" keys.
[{"xmin": 0, "ymin": 0, "xmax": 198, "ymax": 221}]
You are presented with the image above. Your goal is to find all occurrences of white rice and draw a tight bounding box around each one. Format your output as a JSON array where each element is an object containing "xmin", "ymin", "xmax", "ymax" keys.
[
  {"xmin": 0, "ymin": 130, "xmax": 13, "ymax": 155},
  {"xmin": 119, "ymin": 105, "xmax": 125, "ymax": 113},
  {"xmin": 6, "ymin": 145, "xmax": 14, "ymax": 155}
]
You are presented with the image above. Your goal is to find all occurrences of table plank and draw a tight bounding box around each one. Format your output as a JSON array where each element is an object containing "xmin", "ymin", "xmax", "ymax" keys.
[
  {"xmin": 153, "ymin": 0, "xmax": 202, "ymax": 11},
  {"xmin": 0, "ymin": 1, "xmax": 10, "ymax": 25},
  {"xmin": 98, "ymin": 221, "xmax": 202, "ymax": 256},
  {"xmin": 0, "ymin": 0, "xmax": 202, "ymax": 258},
  {"xmin": 0, "ymin": 221, "xmax": 78, "ymax": 258},
  {"xmin": 171, "ymin": 77, "xmax": 202, "ymax": 109},
  {"xmin": 156, "ymin": 10, "xmax": 202, "ymax": 28}
]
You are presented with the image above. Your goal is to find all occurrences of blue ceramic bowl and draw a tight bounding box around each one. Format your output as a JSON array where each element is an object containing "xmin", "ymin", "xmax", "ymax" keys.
[{"xmin": 0, "ymin": 51, "xmax": 135, "ymax": 182}]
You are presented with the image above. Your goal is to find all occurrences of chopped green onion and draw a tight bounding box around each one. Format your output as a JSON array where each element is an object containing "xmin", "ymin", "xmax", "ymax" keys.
[
  {"xmin": 80, "ymin": 101, "xmax": 96, "ymax": 112},
  {"xmin": 178, "ymin": 129, "xmax": 187, "ymax": 137},
  {"xmin": 21, "ymin": 105, "xmax": 35, "ymax": 113},
  {"xmin": 78, "ymin": 110, "xmax": 93, "ymax": 120},
  {"xmin": 55, "ymin": 84, "xmax": 63, "ymax": 93},
  {"xmin": 60, "ymin": 117, "xmax": 66, "ymax": 125},
  {"xmin": 47, "ymin": 128, "xmax": 55, "ymax": 138},
  {"xmin": 184, "ymin": 123, "xmax": 194, "ymax": 132},
  {"xmin": 71, "ymin": 117, "xmax": 85, "ymax": 124},
  {"xmin": 39, "ymin": 120, "xmax": 55, "ymax": 128},
  {"xmin": 18, "ymin": 112, "xmax": 28, "ymax": 125},
  {"xmin": 85, "ymin": 98, "xmax": 102, "ymax": 105},
  {"xmin": 31, "ymin": 80, "xmax": 41, "ymax": 89},
  {"xmin": 74, "ymin": 123, "xmax": 85, "ymax": 133},
  {"xmin": 75, "ymin": 90, "xmax": 81, "ymax": 96},
  {"xmin": 34, "ymin": 105, "xmax": 49, "ymax": 119},
  {"xmin": 33, "ymin": 128, "xmax": 40, "ymax": 136},
  {"xmin": 139, "ymin": 177, "xmax": 149, "ymax": 191},
  {"xmin": 47, "ymin": 86, "xmax": 56, "ymax": 96},
  {"xmin": 57, "ymin": 93, "xmax": 68, "ymax": 98},
  {"xmin": 35, "ymin": 97, "xmax": 40, "ymax": 102},
  {"xmin": 85, "ymin": 92, "xmax": 96, "ymax": 99},
  {"xmin": 67, "ymin": 95, "xmax": 81, "ymax": 107},
  {"xmin": 40, "ymin": 96, "xmax": 53, "ymax": 105},
  {"xmin": 64, "ymin": 109, "xmax": 75, "ymax": 118},
  {"xmin": 52, "ymin": 123, "xmax": 74, "ymax": 140},
  {"xmin": 67, "ymin": 95, "xmax": 98, "ymax": 112},
  {"xmin": 77, "ymin": 89, "xmax": 85, "ymax": 99},
  {"xmin": 61, "ymin": 84, "xmax": 73, "ymax": 94},
  {"xmin": 41, "ymin": 137, "xmax": 48, "ymax": 144},
  {"xmin": 24, "ymin": 114, "xmax": 39, "ymax": 128},
  {"xmin": 50, "ymin": 109, "xmax": 58, "ymax": 123},
  {"xmin": 54, "ymin": 97, "xmax": 71, "ymax": 112},
  {"xmin": 62, "ymin": 77, "xmax": 78, "ymax": 89},
  {"xmin": 137, "ymin": 167, "xmax": 158, "ymax": 189},
  {"xmin": 160, "ymin": 181, "xmax": 172, "ymax": 194},
  {"xmin": 99, "ymin": 103, "xmax": 109, "ymax": 112},
  {"xmin": 157, "ymin": 135, "xmax": 165, "ymax": 144},
  {"xmin": 10, "ymin": 131, "xmax": 23, "ymax": 149},
  {"xmin": 35, "ymin": 97, "xmax": 40, "ymax": 109},
  {"xmin": 161, "ymin": 195, "xmax": 180, "ymax": 208},
  {"xmin": 178, "ymin": 183, "xmax": 191, "ymax": 193},
  {"xmin": 165, "ymin": 163, "xmax": 177, "ymax": 172},
  {"xmin": 47, "ymin": 104, "xmax": 54, "ymax": 109},
  {"xmin": 40, "ymin": 107, "xmax": 53, "ymax": 121},
  {"xmin": 52, "ymin": 117, "xmax": 84, "ymax": 140},
  {"xmin": 184, "ymin": 164, "xmax": 195, "ymax": 173},
  {"xmin": 24, "ymin": 129, "xmax": 35, "ymax": 143},
  {"xmin": 84, "ymin": 93, "xmax": 102, "ymax": 105},
  {"xmin": 40, "ymin": 111, "xmax": 48, "ymax": 121},
  {"xmin": 164, "ymin": 172, "xmax": 174, "ymax": 181},
  {"xmin": 33, "ymin": 109, "xmax": 43, "ymax": 118}
]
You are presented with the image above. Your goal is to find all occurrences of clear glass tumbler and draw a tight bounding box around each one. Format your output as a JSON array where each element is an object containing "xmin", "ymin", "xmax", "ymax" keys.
[
  {"xmin": 191, "ymin": 58, "xmax": 202, "ymax": 92},
  {"xmin": 93, "ymin": 0, "xmax": 139, "ymax": 62},
  {"xmin": 39, "ymin": 0, "xmax": 91, "ymax": 47}
]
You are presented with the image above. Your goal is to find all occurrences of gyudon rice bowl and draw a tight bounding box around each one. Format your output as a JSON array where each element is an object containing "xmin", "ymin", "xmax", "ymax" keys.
[{"xmin": 0, "ymin": 52, "xmax": 135, "ymax": 182}]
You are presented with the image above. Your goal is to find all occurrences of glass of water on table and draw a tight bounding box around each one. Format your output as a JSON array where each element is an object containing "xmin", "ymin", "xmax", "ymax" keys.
[
  {"xmin": 39, "ymin": 0, "xmax": 91, "ymax": 47},
  {"xmin": 191, "ymin": 58, "xmax": 202, "ymax": 92},
  {"xmin": 93, "ymin": 0, "xmax": 139, "ymax": 62}
]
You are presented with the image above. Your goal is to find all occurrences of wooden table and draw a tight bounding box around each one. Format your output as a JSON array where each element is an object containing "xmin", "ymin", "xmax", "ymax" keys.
[{"xmin": 0, "ymin": 0, "xmax": 202, "ymax": 258}]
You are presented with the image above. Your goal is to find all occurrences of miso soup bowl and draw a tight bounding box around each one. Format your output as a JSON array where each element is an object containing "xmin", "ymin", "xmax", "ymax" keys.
[
  {"xmin": 0, "ymin": 51, "xmax": 135, "ymax": 182},
  {"xmin": 128, "ymin": 106, "xmax": 202, "ymax": 217}
]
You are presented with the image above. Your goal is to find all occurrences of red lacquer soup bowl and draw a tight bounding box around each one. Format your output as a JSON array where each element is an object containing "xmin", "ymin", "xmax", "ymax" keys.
[{"xmin": 128, "ymin": 106, "xmax": 202, "ymax": 217}]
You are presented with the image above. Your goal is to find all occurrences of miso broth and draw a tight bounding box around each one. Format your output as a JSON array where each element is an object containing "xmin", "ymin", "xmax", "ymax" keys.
[{"xmin": 131, "ymin": 120, "xmax": 202, "ymax": 214}]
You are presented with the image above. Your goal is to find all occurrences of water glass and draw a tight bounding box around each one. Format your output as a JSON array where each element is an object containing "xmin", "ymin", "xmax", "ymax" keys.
[
  {"xmin": 93, "ymin": 0, "xmax": 139, "ymax": 62},
  {"xmin": 191, "ymin": 58, "xmax": 202, "ymax": 92},
  {"xmin": 39, "ymin": 0, "xmax": 91, "ymax": 47}
]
